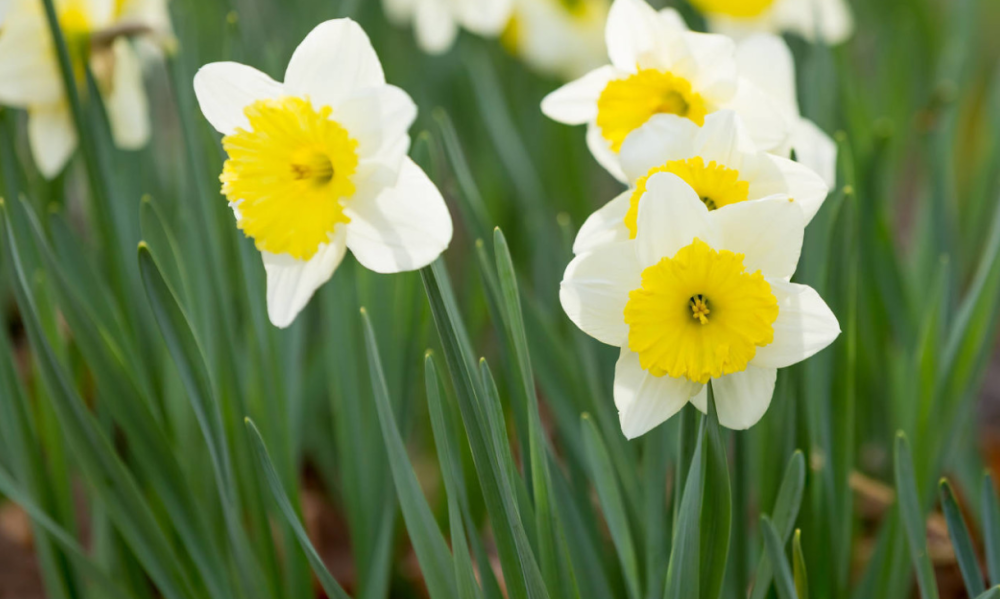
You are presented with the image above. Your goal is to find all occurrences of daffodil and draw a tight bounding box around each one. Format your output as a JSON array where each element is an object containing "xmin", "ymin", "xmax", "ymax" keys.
[
  {"xmin": 663, "ymin": 11, "xmax": 838, "ymax": 187},
  {"xmin": 541, "ymin": 0, "xmax": 790, "ymax": 182},
  {"xmin": 561, "ymin": 172, "xmax": 839, "ymax": 436},
  {"xmin": 573, "ymin": 110, "xmax": 829, "ymax": 255},
  {"xmin": 382, "ymin": 0, "xmax": 513, "ymax": 55},
  {"xmin": 690, "ymin": 0, "xmax": 854, "ymax": 45},
  {"xmin": 502, "ymin": 0, "xmax": 609, "ymax": 81},
  {"xmin": 0, "ymin": 0, "xmax": 169, "ymax": 178},
  {"xmin": 193, "ymin": 19, "xmax": 453, "ymax": 328}
]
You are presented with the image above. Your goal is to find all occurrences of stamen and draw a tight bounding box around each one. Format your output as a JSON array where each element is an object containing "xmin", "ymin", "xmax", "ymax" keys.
[{"xmin": 690, "ymin": 294, "xmax": 711, "ymax": 324}]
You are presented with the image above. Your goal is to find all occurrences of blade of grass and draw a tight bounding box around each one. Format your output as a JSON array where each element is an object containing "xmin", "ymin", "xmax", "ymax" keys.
[
  {"xmin": 985, "ymin": 473, "xmax": 1000, "ymax": 585},
  {"xmin": 361, "ymin": 308, "xmax": 458, "ymax": 598},
  {"xmin": 895, "ymin": 432, "xmax": 940, "ymax": 599},
  {"xmin": 700, "ymin": 389, "xmax": 732, "ymax": 599},
  {"xmin": 245, "ymin": 419, "xmax": 351, "ymax": 599},
  {"xmin": 940, "ymin": 479, "xmax": 986, "ymax": 595},
  {"xmin": 761, "ymin": 516, "xmax": 797, "ymax": 599},
  {"xmin": 751, "ymin": 451, "xmax": 807, "ymax": 599},
  {"xmin": 665, "ymin": 415, "xmax": 705, "ymax": 598},
  {"xmin": 793, "ymin": 530, "xmax": 809, "ymax": 599}
]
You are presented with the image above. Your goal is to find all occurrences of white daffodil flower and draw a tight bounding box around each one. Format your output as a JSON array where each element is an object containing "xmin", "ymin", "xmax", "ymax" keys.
[
  {"xmin": 690, "ymin": 0, "xmax": 854, "ymax": 46},
  {"xmin": 561, "ymin": 172, "xmax": 839, "ymax": 436},
  {"xmin": 383, "ymin": 0, "xmax": 513, "ymax": 55},
  {"xmin": 541, "ymin": 0, "xmax": 789, "ymax": 182},
  {"xmin": 502, "ymin": 0, "xmax": 609, "ymax": 81},
  {"xmin": 573, "ymin": 110, "xmax": 829, "ymax": 255},
  {"xmin": 0, "ymin": 0, "xmax": 169, "ymax": 178},
  {"xmin": 193, "ymin": 19, "xmax": 453, "ymax": 328}
]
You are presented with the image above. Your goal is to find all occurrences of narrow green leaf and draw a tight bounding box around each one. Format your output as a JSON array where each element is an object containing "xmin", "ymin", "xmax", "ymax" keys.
[
  {"xmin": 761, "ymin": 516, "xmax": 797, "ymax": 599},
  {"xmin": 940, "ymin": 479, "xmax": 986, "ymax": 595},
  {"xmin": 984, "ymin": 473, "xmax": 1000, "ymax": 585},
  {"xmin": 975, "ymin": 587, "xmax": 1000, "ymax": 599},
  {"xmin": 665, "ymin": 417, "xmax": 704, "ymax": 598},
  {"xmin": 421, "ymin": 261, "xmax": 549, "ymax": 599},
  {"xmin": 751, "ymin": 451, "xmax": 807, "ymax": 599},
  {"xmin": 894, "ymin": 432, "xmax": 940, "ymax": 599},
  {"xmin": 793, "ymin": 530, "xmax": 809, "ymax": 599},
  {"xmin": 245, "ymin": 418, "xmax": 352, "ymax": 599},
  {"xmin": 361, "ymin": 308, "xmax": 458, "ymax": 598},
  {"xmin": 581, "ymin": 414, "xmax": 642, "ymax": 599},
  {"xmin": 700, "ymin": 389, "xmax": 732, "ymax": 599}
]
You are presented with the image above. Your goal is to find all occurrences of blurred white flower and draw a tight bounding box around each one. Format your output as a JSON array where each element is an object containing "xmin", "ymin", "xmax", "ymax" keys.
[
  {"xmin": 0, "ymin": 0, "xmax": 9, "ymax": 27},
  {"xmin": 691, "ymin": 0, "xmax": 854, "ymax": 45},
  {"xmin": 573, "ymin": 110, "xmax": 829, "ymax": 256},
  {"xmin": 502, "ymin": 0, "xmax": 609, "ymax": 81},
  {"xmin": 383, "ymin": 0, "xmax": 513, "ymax": 55},
  {"xmin": 541, "ymin": 0, "xmax": 791, "ymax": 182},
  {"xmin": 560, "ymin": 171, "xmax": 839, "ymax": 436},
  {"xmin": 0, "ymin": 0, "xmax": 171, "ymax": 178},
  {"xmin": 194, "ymin": 19, "xmax": 453, "ymax": 328}
]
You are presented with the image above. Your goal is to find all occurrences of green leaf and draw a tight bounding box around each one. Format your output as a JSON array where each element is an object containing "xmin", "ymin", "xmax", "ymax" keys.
[
  {"xmin": 751, "ymin": 451, "xmax": 807, "ymax": 599},
  {"xmin": 894, "ymin": 432, "xmax": 940, "ymax": 599},
  {"xmin": 421, "ymin": 261, "xmax": 549, "ymax": 599},
  {"xmin": 581, "ymin": 414, "xmax": 641, "ymax": 599},
  {"xmin": 700, "ymin": 389, "xmax": 732, "ymax": 599},
  {"xmin": 974, "ymin": 587, "xmax": 1000, "ymax": 599},
  {"xmin": 761, "ymin": 516, "xmax": 797, "ymax": 599},
  {"xmin": 360, "ymin": 308, "xmax": 458, "ymax": 598},
  {"xmin": 665, "ymin": 416, "xmax": 704, "ymax": 598},
  {"xmin": 940, "ymin": 479, "xmax": 986, "ymax": 595},
  {"xmin": 984, "ymin": 473, "xmax": 1000, "ymax": 585},
  {"xmin": 245, "ymin": 418, "xmax": 352, "ymax": 599},
  {"xmin": 793, "ymin": 530, "xmax": 809, "ymax": 599}
]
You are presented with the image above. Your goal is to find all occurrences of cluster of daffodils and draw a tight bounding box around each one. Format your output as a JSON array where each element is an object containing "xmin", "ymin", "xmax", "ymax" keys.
[
  {"xmin": 551, "ymin": 0, "xmax": 840, "ymax": 437},
  {"xmin": 194, "ymin": 20, "xmax": 453, "ymax": 328},
  {"xmin": 382, "ymin": 0, "xmax": 513, "ymax": 55},
  {"xmin": 502, "ymin": 0, "xmax": 610, "ymax": 81},
  {"xmin": 0, "ymin": 0, "xmax": 172, "ymax": 178}
]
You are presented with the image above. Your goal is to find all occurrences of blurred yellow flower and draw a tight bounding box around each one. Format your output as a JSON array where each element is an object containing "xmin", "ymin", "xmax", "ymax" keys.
[
  {"xmin": 382, "ymin": 0, "xmax": 513, "ymax": 55},
  {"xmin": 560, "ymin": 171, "xmax": 839, "ymax": 436},
  {"xmin": 502, "ymin": 0, "xmax": 608, "ymax": 81},
  {"xmin": 0, "ymin": 0, "xmax": 172, "ymax": 178},
  {"xmin": 691, "ymin": 0, "xmax": 854, "ymax": 45},
  {"xmin": 194, "ymin": 19, "xmax": 454, "ymax": 328}
]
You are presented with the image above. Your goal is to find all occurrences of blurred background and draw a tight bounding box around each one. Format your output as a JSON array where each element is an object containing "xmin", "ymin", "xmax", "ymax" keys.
[{"xmin": 1, "ymin": 0, "xmax": 1000, "ymax": 597}]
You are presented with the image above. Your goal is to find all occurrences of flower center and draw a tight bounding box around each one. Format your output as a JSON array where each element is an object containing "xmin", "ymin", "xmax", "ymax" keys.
[
  {"xmin": 221, "ymin": 96, "xmax": 359, "ymax": 261},
  {"xmin": 596, "ymin": 70, "xmax": 708, "ymax": 152},
  {"xmin": 625, "ymin": 157, "xmax": 750, "ymax": 238},
  {"xmin": 689, "ymin": 0, "xmax": 776, "ymax": 18},
  {"xmin": 623, "ymin": 239, "xmax": 778, "ymax": 384}
]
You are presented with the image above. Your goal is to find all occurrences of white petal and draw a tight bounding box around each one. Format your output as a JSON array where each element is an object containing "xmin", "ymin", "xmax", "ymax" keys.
[
  {"xmin": 657, "ymin": 8, "xmax": 690, "ymax": 32},
  {"xmin": 415, "ymin": 0, "xmax": 459, "ymax": 54},
  {"xmin": 619, "ymin": 114, "xmax": 701, "ymax": 181},
  {"xmin": 752, "ymin": 280, "xmax": 840, "ymax": 369},
  {"xmin": 456, "ymin": 0, "xmax": 513, "ymax": 36},
  {"xmin": 605, "ymin": 0, "xmax": 677, "ymax": 72},
  {"xmin": 263, "ymin": 228, "xmax": 348, "ymax": 329},
  {"xmin": 712, "ymin": 195, "xmax": 804, "ymax": 279},
  {"xmin": 193, "ymin": 62, "xmax": 284, "ymax": 135},
  {"xmin": 750, "ymin": 153, "xmax": 829, "ymax": 224},
  {"xmin": 772, "ymin": 0, "xmax": 854, "ymax": 44},
  {"xmin": 735, "ymin": 34, "xmax": 798, "ymax": 117},
  {"xmin": 284, "ymin": 19, "xmax": 385, "ymax": 106},
  {"xmin": 541, "ymin": 66, "xmax": 619, "ymax": 125},
  {"xmin": 586, "ymin": 122, "xmax": 628, "ymax": 182},
  {"xmin": 334, "ymin": 85, "xmax": 416, "ymax": 165},
  {"xmin": 382, "ymin": 0, "xmax": 414, "ymax": 25},
  {"xmin": 559, "ymin": 241, "xmax": 640, "ymax": 347},
  {"xmin": 791, "ymin": 118, "xmax": 838, "ymax": 189},
  {"xmin": 344, "ymin": 158, "xmax": 452, "ymax": 274},
  {"xmin": 614, "ymin": 347, "xmax": 701, "ymax": 439},
  {"xmin": 634, "ymin": 172, "xmax": 716, "ymax": 268},
  {"xmin": 105, "ymin": 40, "xmax": 150, "ymax": 150},
  {"xmin": 0, "ymin": 5, "xmax": 62, "ymax": 106},
  {"xmin": 692, "ymin": 110, "xmax": 758, "ymax": 168},
  {"xmin": 573, "ymin": 191, "xmax": 631, "ymax": 255},
  {"xmin": 711, "ymin": 366, "xmax": 777, "ymax": 430},
  {"xmin": 726, "ymin": 78, "xmax": 792, "ymax": 153},
  {"xmin": 28, "ymin": 103, "xmax": 77, "ymax": 179},
  {"xmin": 0, "ymin": 0, "xmax": 8, "ymax": 26},
  {"xmin": 674, "ymin": 31, "xmax": 738, "ymax": 101}
]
